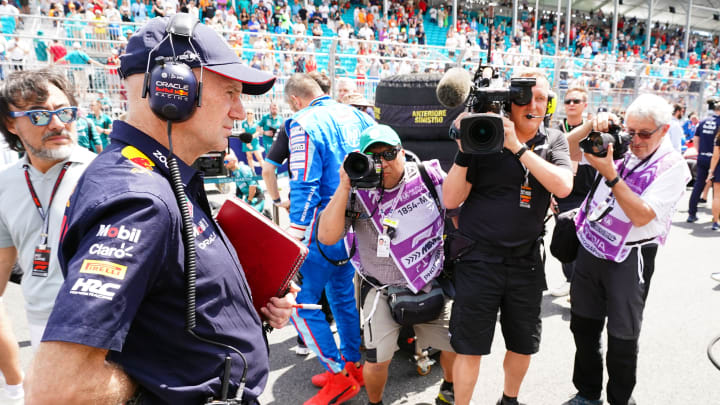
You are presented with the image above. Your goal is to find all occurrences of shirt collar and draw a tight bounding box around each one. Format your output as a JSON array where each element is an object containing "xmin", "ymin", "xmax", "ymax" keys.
[
  {"xmin": 309, "ymin": 95, "xmax": 333, "ymax": 107},
  {"xmin": 110, "ymin": 120, "xmax": 200, "ymax": 186},
  {"xmin": 21, "ymin": 144, "xmax": 90, "ymax": 171}
]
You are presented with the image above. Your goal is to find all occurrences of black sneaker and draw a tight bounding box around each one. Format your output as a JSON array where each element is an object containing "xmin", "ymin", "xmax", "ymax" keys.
[
  {"xmin": 562, "ymin": 394, "xmax": 603, "ymax": 405},
  {"xmin": 436, "ymin": 386, "xmax": 454, "ymax": 404},
  {"xmin": 496, "ymin": 396, "xmax": 525, "ymax": 405}
]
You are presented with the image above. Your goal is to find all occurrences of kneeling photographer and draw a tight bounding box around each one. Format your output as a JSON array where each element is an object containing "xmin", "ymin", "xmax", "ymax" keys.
[
  {"xmin": 562, "ymin": 94, "xmax": 690, "ymax": 405},
  {"xmin": 442, "ymin": 69, "xmax": 573, "ymax": 405},
  {"xmin": 317, "ymin": 125, "xmax": 457, "ymax": 405}
]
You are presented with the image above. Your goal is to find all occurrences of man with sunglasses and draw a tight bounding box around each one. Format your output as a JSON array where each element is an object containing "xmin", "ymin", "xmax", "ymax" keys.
[
  {"xmin": 318, "ymin": 124, "xmax": 456, "ymax": 405},
  {"xmin": 283, "ymin": 73, "xmax": 374, "ymax": 405},
  {"xmin": 565, "ymin": 94, "xmax": 689, "ymax": 405},
  {"xmin": 443, "ymin": 69, "xmax": 573, "ymax": 405},
  {"xmin": 551, "ymin": 87, "xmax": 594, "ymax": 297},
  {"xmin": 0, "ymin": 68, "xmax": 95, "ymax": 351}
]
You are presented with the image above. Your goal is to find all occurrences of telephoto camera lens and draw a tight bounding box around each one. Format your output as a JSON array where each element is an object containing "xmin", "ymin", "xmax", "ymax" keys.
[
  {"xmin": 344, "ymin": 152, "xmax": 374, "ymax": 180},
  {"xmin": 343, "ymin": 152, "xmax": 382, "ymax": 188},
  {"xmin": 458, "ymin": 113, "xmax": 505, "ymax": 154}
]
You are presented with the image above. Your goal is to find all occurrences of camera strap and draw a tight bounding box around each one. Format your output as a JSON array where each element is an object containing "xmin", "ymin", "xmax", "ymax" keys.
[
  {"xmin": 316, "ymin": 192, "xmax": 358, "ymax": 266},
  {"xmin": 586, "ymin": 150, "xmax": 656, "ymax": 222}
]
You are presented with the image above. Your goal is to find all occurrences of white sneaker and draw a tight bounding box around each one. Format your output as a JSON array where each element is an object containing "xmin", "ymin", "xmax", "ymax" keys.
[
  {"xmin": 293, "ymin": 344, "xmax": 311, "ymax": 356},
  {"xmin": 711, "ymin": 272, "xmax": 720, "ymax": 283},
  {"xmin": 551, "ymin": 281, "xmax": 571, "ymax": 297},
  {"xmin": 3, "ymin": 384, "xmax": 25, "ymax": 400}
]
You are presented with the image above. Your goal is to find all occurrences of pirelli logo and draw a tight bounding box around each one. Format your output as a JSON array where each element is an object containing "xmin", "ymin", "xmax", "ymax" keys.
[{"xmin": 79, "ymin": 259, "xmax": 128, "ymax": 280}]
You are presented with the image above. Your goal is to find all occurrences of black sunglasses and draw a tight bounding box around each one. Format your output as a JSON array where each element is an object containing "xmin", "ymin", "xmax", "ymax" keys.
[
  {"xmin": 367, "ymin": 146, "xmax": 401, "ymax": 161},
  {"xmin": 564, "ymin": 99, "xmax": 584, "ymax": 105},
  {"xmin": 626, "ymin": 124, "xmax": 663, "ymax": 140}
]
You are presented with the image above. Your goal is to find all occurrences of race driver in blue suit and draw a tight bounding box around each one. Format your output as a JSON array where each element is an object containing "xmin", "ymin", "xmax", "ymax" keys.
[{"xmin": 283, "ymin": 73, "xmax": 374, "ymax": 405}]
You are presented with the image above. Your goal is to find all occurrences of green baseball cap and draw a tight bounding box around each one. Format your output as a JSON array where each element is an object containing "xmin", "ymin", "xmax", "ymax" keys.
[{"xmin": 359, "ymin": 124, "xmax": 402, "ymax": 153}]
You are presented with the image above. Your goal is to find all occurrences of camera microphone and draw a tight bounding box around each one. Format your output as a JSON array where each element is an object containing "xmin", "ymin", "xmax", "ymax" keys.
[{"xmin": 436, "ymin": 67, "xmax": 472, "ymax": 109}]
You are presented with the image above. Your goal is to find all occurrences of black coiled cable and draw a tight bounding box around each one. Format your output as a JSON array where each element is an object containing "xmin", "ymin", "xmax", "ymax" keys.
[
  {"xmin": 166, "ymin": 121, "xmax": 248, "ymax": 402},
  {"xmin": 708, "ymin": 334, "xmax": 720, "ymax": 371}
]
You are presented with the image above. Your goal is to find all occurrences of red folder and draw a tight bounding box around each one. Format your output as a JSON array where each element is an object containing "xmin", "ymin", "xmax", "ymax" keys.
[{"xmin": 216, "ymin": 197, "xmax": 308, "ymax": 319}]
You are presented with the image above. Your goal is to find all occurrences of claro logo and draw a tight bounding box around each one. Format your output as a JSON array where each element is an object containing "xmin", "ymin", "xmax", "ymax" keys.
[{"xmin": 96, "ymin": 224, "xmax": 142, "ymax": 243}]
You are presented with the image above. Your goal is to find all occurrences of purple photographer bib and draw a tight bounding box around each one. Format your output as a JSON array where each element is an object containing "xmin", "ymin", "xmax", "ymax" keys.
[
  {"xmin": 576, "ymin": 151, "xmax": 682, "ymax": 262},
  {"xmin": 355, "ymin": 162, "xmax": 445, "ymax": 293}
]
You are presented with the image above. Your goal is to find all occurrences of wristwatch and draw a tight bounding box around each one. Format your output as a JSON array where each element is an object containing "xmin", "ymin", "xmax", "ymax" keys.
[
  {"xmin": 514, "ymin": 144, "xmax": 528, "ymax": 159},
  {"xmin": 605, "ymin": 176, "xmax": 620, "ymax": 188}
]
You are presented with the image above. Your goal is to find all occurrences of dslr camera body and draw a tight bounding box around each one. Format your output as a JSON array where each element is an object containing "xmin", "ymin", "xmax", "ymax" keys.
[
  {"xmin": 450, "ymin": 66, "xmax": 536, "ymax": 154},
  {"xmin": 343, "ymin": 151, "xmax": 382, "ymax": 189},
  {"xmin": 579, "ymin": 123, "xmax": 632, "ymax": 160}
]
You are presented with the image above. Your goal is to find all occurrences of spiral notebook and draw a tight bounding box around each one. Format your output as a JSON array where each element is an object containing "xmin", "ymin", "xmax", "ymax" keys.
[{"xmin": 216, "ymin": 197, "xmax": 308, "ymax": 319}]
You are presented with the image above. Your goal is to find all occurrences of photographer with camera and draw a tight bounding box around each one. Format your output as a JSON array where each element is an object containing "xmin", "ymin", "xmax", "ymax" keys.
[
  {"xmin": 442, "ymin": 69, "xmax": 573, "ymax": 405},
  {"xmin": 318, "ymin": 125, "xmax": 457, "ymax": 405},
  {"xmin": 565, "ymin": 94, "xmax": 689, "ymax": 405},
  {"xmin": 283, "ymin": 73, "xmax": 374, "ymax": 405}
]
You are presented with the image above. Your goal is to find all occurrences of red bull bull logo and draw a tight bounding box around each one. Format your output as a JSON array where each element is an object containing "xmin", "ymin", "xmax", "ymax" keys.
[{"xmin": 121, "ymin": 146, "xmax": 155, "ymax": 172}]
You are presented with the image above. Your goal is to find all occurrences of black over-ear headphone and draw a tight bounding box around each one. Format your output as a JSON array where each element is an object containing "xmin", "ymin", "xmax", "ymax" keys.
[{"xmin": 142, "ymin": 13, "xmax": 204, "ymax": 122}]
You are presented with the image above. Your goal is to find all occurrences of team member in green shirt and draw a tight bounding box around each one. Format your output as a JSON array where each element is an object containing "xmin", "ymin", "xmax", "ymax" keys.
[
  {"xmin": 75, "ymin": 112, "xmax": 103, "ymax": 153},
  {"xmin": 241, "ymin": 109, "xmax": 263, "ymax": 170},
  {"xmin": 87, "ymin": 98, "xmax": 113, "ymax": 148},
  {"xmin": 258, "ymin": 101, "xmax": 283, "ymax": 151}
]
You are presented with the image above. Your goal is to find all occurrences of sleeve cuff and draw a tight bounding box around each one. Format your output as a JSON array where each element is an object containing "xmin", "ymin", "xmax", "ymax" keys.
[{"xmin": 288, "ymin": 224, "xmax": 307, "ymax": 240}]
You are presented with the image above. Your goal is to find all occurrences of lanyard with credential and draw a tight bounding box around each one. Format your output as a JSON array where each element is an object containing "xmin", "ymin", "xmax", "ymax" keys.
[
  {"xmin": 23, "ymin": 161, "xmax": 72, "ymax": 277},
  {"xmin": 588, "ymin": 151, "xmax": 657, "ymax": 222}
]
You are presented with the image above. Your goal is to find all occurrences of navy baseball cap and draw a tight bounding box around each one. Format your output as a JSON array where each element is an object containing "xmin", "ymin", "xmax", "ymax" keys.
[{"xmin": 119, "ymin": 15, "xmax": 275, "ymax": 95}]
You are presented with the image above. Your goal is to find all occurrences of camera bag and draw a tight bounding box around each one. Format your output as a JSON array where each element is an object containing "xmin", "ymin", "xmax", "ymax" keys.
[
  {"xmin": 386, "ymin": 279, "xmax": 445, "ymax": 327},
  {"xmin": 549, "ymin": 208, "xmax": 581, "ymax": 263},
  {"xmin": 550, "ymin": 175, "xmax": 602, "ymax": 263}
]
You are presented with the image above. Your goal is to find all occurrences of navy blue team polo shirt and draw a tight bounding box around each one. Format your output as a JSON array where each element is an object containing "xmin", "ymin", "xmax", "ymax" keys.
[{"xmin": 44, "ymin": 121, "xmax": 268, "ymax": 404}]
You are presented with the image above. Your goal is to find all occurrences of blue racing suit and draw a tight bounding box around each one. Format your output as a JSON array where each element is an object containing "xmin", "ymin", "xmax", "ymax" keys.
[
  {"xmin": 286, "ymin": 95, "xmax": 374, "ymax": 373},
  {"xmin": 688, "ymin": 113, "xmax": 720, "ymax": 217}
]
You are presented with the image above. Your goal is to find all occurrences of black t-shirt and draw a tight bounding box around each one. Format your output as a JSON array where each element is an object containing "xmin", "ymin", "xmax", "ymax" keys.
[
  {"xmin": 556, "ymin": 119, "xmax": 597, "ymax": 212},
  {"xmin": 266, "ymin": 125, "xmax": 288, "ymax": 166},
  {"xmin": 459, "ymin": 128, "xmax": 572, "ymax": 248}
]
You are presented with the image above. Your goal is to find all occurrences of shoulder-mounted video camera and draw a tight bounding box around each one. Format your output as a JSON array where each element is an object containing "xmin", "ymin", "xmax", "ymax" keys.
[
  {"xmin": 344, "ymin": 151, "xmax": 382, "ymax": 189},
  {"xmin": 453, "ymin": 67, "xmax": 536, "ymax": 154},
  {"xmin": 579, "ymin": 123, "xmax": 632, "ymax": 160}
]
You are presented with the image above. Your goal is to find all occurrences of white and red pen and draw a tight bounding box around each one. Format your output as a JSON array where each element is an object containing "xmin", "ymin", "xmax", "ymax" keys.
[{"xmin": 292, "ymin": 304, "xmax": 323, "ymax": 310}]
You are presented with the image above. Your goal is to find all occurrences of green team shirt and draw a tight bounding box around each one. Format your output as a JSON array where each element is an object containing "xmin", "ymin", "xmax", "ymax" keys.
[
  {"xmin": 87, "ymin": 112, "xmax": 113, "ymax": 148},
  {"xmin": 75, "ymin": 117, "xmax": 102, "ymax": 153},
  {"xmin": 230, "ymin": 163, "xmax": 265, "ymax": 212}
]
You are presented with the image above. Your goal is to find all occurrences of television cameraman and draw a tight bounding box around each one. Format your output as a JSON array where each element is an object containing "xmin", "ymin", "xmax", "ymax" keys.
[
  {"xmin": 564, "ymin": 94, "xmax": 689, "ymax": 405},
  {"xmin": 442, "ymin": 69, "xmax": 573, "ymax": 405},
  {"xmin": 317, "ymin": 125, "xmax": 457, "ymax": 405}
]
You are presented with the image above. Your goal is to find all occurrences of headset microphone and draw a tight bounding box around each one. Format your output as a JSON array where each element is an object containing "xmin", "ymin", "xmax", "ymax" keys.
[{"xmin": 526, "ymin": 114, "xmax": 545, "ymax": 119}]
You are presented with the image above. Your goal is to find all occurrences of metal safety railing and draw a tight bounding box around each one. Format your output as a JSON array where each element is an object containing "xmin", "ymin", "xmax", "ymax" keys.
[{"xmin": 3, "ymin": 12, "xmax": 720, "ymax": 118}]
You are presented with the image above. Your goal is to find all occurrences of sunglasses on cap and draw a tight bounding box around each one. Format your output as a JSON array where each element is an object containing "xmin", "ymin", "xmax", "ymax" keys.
[
  {"xmin": 9, "ymin": 107, "xmax": 78, "ymax": 126},
  {"xmin": 564, "ymin": 99, "xmax": 584, "ymax": 105},
  {"xmin": 367, "ymin": 146, "xmax": 401, "ymax": 161},
  {"xmin": 626, "ymin": 124, "xmax": 663, "ymax": 140}
]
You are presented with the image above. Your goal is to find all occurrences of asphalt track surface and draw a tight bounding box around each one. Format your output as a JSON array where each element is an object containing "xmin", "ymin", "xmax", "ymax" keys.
[{"xmin": 2, "ymin": 189, "xmax": 720, "ymax": 405}]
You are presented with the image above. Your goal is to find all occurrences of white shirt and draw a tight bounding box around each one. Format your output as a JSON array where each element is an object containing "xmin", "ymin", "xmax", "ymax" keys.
[
  {"xmin": 0, "ymin": 146, "xmax": 95, "ymax": 325},
  {"xmin": 668, "ymin": 118, "xmax": 684, "ymax": 152},
  {"xmin": 580, "ymin": 138, "xmax": 690, "ymax": 257}
]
